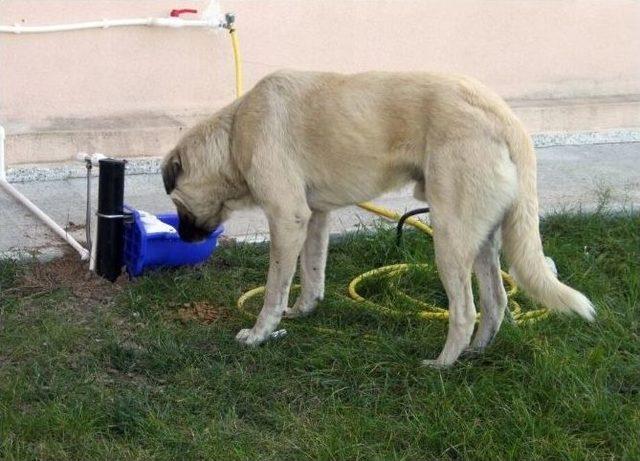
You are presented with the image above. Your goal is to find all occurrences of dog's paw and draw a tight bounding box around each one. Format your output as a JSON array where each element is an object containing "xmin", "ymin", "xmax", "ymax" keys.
[
  {"xmin": 283, "ymin": 297, "xmax": 318, "ymax": 319},
  {"xmin": 283, "ymin": 306, "xmax": 313, "ymax": 319},
  {"xmin": 235, "ymin": 328, "xmax": 267, "ymax": 347},
  {"xmin": 283, "ymin": 307, "xmax": 303, "ymax": 319}
]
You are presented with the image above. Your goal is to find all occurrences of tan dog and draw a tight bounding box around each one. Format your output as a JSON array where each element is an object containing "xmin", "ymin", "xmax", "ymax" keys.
[{"xmin": 162, "ymin": 70, "xmax": 594, "ymax": 367}]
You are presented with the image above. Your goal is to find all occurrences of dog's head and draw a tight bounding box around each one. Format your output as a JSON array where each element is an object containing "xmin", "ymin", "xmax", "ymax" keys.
[{"xmin": 161, "ymin": 118, "xmax": 244, "ymax": 242}]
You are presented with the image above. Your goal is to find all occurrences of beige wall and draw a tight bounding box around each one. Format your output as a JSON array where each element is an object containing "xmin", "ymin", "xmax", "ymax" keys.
[{"xmin": 1, "ymin": 0, "xmax": 639, "ymax": 165}]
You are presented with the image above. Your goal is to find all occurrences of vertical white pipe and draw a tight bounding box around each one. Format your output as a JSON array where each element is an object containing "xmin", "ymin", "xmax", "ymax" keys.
[
  {"xmin": 0, "ymin": 125, "xmax": 90, "ymax": 260},
  {"xmin": 89, "ymin": 220, "xmax": 98, "ymax": 271}
]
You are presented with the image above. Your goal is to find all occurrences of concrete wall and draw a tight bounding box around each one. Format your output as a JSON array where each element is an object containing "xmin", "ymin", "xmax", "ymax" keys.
[{"xmin": 1, "ymin": 0, "xmax": 639, "ymax": 166}]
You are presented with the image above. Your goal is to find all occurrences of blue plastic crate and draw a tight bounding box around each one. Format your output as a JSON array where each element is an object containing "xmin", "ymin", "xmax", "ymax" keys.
[{"xmin": 124, "ymin": 206, "xmax": 223, "ymax": 277}]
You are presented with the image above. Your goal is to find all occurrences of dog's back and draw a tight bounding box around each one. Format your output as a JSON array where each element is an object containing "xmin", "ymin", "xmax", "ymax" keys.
[{"xmin": 235, "ymin": 70, "xmax": 518, "ymax": 208}]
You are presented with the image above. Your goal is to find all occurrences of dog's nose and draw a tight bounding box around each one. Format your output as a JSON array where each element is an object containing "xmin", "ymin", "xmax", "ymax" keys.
[
  {"xmin": 178, "ymin": 226, "xmax": 209, "ymax": 243},
  {"xmin": 177, "ymin": 216, "xmax": 210, "ymax": 243}
]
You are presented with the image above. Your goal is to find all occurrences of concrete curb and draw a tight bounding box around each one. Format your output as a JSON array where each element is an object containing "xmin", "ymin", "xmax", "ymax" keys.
[
  {"xmin": 533, "ymin": 129, "xmax": 640, "ymax": 148},
  {"xmin": 5, "ymin": 129, "xmax": 640, "ymax": 183},
  {"xmin": 6, "ymin": 157, "xmax": 162, "ymax": 183},
  {"xmin": 0, "ymin": 246, "xmax": 67, "ymax": 263}
]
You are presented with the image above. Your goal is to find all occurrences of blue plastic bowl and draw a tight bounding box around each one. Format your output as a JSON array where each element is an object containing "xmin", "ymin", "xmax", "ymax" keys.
[{"xmin": 124, "ymin": 206, "xmax": 223, "ymax": 277}]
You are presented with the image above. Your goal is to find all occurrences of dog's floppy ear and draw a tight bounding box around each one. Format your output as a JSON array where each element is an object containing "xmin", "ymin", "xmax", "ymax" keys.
[{"xmin": 162, "ymin": 148, "xmax": 182, "ymax": 194}]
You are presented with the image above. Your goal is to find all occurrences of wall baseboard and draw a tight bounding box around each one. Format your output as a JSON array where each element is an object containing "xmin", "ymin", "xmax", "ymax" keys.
[{"xmin": 5, "ymin": 129, "xmax": 640, "ymax": 184}]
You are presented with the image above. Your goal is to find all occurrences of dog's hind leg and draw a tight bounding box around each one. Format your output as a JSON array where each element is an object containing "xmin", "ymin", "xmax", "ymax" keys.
[
  {"xmin": 469, "ymin": 228, "xmax": 508, "ymax": 351},
  {"xmin": 422, "ymin": 217, "xmax": 480, "ymax": 367},
  {"xmin": 421, "ymin": 139, "xmax": 517, "ymax": 367},
  {"xmin": 284, "ymin": 210, "xmax": 330, "ymax": 319},
  {"xmin": 235, "ymin": 203, "xmax": 312, "ymax": 346}
]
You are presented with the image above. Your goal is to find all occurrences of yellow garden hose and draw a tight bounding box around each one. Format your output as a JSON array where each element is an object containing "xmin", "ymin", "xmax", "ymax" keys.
[
  {"xmin": 228, "ymin": 29, "xmax": 548, "ymax": 326},
  {"xmin": 229, "ymin": 28, "xmax": 243, "ymax": 98},
  {"xmin": 348, "ymin": 203, "xmax": 548, "ymax": 324}
]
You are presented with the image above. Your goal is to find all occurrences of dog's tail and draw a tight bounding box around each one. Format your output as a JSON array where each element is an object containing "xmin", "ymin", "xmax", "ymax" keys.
[{"xmin": 501, "ymin": 121, "xmax": 595, "ymax": 321}]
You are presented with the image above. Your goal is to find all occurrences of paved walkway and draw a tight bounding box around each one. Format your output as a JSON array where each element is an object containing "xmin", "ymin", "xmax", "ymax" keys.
[{"xmin": 1, "ymin": 142, "xmax": 638, "ymax": 260}]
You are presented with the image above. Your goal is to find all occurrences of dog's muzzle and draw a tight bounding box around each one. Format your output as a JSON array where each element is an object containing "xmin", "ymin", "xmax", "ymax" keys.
[{"xmin": 177, "ymin": 212, "xmax": 211, "ymax": 243}]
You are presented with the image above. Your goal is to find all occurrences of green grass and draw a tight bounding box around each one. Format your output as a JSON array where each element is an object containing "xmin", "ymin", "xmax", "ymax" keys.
[{"xmin": 0, "ymin": 209, "xmax": 638, "ymax": 460}]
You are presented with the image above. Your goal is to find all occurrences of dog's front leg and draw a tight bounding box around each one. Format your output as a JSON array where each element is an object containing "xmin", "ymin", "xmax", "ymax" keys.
[
  {"xmin": 284, "ymin": 210, "xmax": 330, "ymax": 318},
  {"xmin": 235, "ymin": 207, "xmax": 311, "ymax": 346}
]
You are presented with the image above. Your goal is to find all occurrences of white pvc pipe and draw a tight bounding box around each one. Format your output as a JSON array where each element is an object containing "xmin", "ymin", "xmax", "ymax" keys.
[
  {"xmin": 76, "ymin": 152, "xmax": 106, "ymax": 271},
  {"xmin": 0, "ymin": 17, "xmax": 223, "ymax": 34},
  {"xmin": 89, "ymin": 222, "xmax": 98, "ymax": 271},
  {"xmin": 0, "ymin": 126, "xmax": 90, "ymax": 260}
]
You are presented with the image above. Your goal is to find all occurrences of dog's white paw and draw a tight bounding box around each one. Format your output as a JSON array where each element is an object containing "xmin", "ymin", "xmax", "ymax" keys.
[
  {"xmin": 283, "ymin": 307, "xmax": 303, "ymax": 319},
  {"xmin": 283, "ymin": 296, "xmax": 318, "ymax": 319},
  {"xmin": 235, "ymin": 328, "xmax": 267, "ymax": 347}
]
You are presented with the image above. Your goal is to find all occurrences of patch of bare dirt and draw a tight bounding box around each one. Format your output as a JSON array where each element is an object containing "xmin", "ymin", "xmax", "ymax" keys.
[
  {"xmin": 10, "ymin": 252, "xmax": 126, "ymax": 304},
  {"xmin": 175, "ymin": 301, "xmax": 227, "ymax": 325}
]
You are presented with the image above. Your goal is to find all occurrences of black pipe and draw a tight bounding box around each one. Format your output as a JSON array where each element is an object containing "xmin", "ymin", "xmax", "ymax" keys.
[
  {"xmin": 396, "ymin": 207, "xmax": 430, "ymax": 246},
  {"xmin": 96, "ymin": 159, "xmax": 126, "ymax": 282}
]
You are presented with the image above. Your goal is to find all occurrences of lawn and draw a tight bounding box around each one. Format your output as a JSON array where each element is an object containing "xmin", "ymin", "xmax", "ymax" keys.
[{"xmin": 0, "ymin": 209, "xmax": 638, "ymax": 460}]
